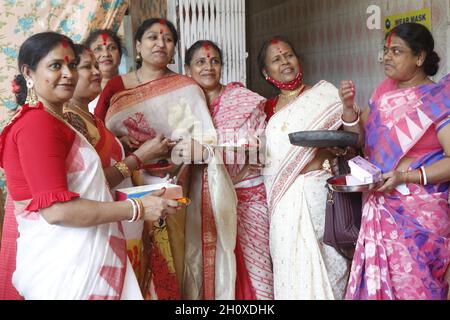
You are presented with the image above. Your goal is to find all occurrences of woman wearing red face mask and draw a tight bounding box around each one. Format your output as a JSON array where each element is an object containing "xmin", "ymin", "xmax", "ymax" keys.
[{"xmin": 258, "ymin": 36, "xmax": 349, "ymax": 300}]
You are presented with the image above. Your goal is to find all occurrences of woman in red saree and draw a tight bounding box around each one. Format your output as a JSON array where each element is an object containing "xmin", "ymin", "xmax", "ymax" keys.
[
  {"xmin": 95, "ymin": 19, "xmax": 237, "ymax": 300},
  {"xmin": 0, "ymin": 43, "xmax": 171, "ymax": 300},
  {"xmin": 185, "ymin": 40, "xmax": 273, "ymax": 300},
  {"xmin": 340, "ymin": 23, "xmax": 450, "ymax": 300},
  {"xmin": 0, "ymin": 32, "xmax": 178, "ymax": 300}
]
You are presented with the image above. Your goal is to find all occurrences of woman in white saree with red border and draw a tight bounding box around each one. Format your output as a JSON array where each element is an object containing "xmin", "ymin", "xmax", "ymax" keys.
[
  {"xmin": 264, "ymin": 80, "xmax": 349, "ymax": 299},
  {"xmin": 259, "ymin": 36, "xmax": 349, "ymax": 299}
]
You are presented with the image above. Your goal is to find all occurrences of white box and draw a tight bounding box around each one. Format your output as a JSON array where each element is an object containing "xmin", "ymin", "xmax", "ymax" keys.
[{"xmin": 348, "ymin": 156, "xmax": 382, "ymax": 184}]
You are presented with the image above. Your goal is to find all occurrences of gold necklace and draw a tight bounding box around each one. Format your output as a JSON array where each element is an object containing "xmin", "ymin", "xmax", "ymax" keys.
[
  {"xmin": 44, "ymin": 106, "xmax": 67, "ymax": 123},
  {"xmin": 274, "ymin": 84, "xmax": 306, "ymax": 117},
  {"xmin": 278, "ymin": 84, "xmax": 305, "ymax": 100},
  {"xmin": 135, "ymin": 68, "xmax": 172, "ymax": 85},
  {"xmin": 274, "ymin": 85, "xmax": 306, "ymax": 132}
]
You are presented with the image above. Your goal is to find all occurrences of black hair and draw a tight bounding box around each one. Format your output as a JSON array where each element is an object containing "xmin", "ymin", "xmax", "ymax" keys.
[
  {"xmin": 387, "ymin": 23, "xmax": 440, "ymax": 76},
  {"xmin": 135, "ymin": 18, "xmax": 178, "ymax": 44},
  {"xmin": 15, "ymin": 32, "xmax": 77, "ymax": 106},
  {"xmin": 84, "ymin": 29, "xmax": 124, "ymax": 58},
  {"xmin": 73, "ymin": 43, "xmax": 88, "ymax": 57},
  {"xmin": 185, "ymin": 40, "xmax": 223, "ymax": 66}
]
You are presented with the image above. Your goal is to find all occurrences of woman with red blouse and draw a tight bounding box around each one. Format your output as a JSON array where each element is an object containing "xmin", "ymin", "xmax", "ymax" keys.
[{"xmin": 0, "ymin": 32, "xmax": 179, "ymax": 300}]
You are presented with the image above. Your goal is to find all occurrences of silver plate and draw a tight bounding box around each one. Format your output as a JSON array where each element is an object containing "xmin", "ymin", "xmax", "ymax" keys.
[{"xmin": 327, "ymin": 175, "xmax": 383, "ymax": 193}]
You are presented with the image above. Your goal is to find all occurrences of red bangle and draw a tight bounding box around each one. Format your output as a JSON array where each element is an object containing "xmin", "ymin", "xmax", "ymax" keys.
[{"xmin": 128, "ymin": 153, "xmax": 143, "ymax": 170}]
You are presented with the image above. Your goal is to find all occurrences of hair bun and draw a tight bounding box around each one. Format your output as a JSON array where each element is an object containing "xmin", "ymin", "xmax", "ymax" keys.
[
  {"xmin": 424, "ymin": 51, "xmax": 440, "ymax": 76},
  {"xmin": 14, "ymin": 74, "xmax": 27, "ymax": 106}
]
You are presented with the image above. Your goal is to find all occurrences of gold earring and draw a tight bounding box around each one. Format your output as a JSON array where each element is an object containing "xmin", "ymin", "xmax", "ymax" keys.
[
  {"xmin": 170, "ymin": 57, "xmax": 175, "ymax": 64},
  {"xmin": 25, "ymin": 78, "xmax": 38, "ymax": 106},
  {"xmin": 136, "ymin": 52, "xmax": 142, "ymax": 62}
]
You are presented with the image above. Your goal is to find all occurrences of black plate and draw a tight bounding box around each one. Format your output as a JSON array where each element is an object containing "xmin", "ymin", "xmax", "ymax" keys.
[{"xmin": 288, "ymin": 130, "xmax": 359, "ymax": 148}]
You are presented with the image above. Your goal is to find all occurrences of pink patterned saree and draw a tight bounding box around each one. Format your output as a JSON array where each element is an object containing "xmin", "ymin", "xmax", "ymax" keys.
[{"xmin": 346, "ymin": 76, "xmax": 450, "ymax": 300}]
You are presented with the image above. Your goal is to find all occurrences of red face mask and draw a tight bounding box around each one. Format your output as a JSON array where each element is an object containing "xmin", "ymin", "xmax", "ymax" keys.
[{"xmin": 265, "ymin": 65, "xmax": 303, "ymax": 91}]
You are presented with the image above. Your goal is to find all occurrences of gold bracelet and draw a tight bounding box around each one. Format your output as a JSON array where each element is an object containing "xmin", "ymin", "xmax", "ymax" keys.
[
  {"xmin": 114, "ymin": 161, "xmax": 131, "ymax": 178},
  {"xmin": 134, "ymin": 197, "xmax": 145, "ymax": 221}
]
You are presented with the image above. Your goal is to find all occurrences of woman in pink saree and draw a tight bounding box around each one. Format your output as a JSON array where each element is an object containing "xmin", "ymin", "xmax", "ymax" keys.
[
  {"xmin": 340, "ymin": 23, "xmax": 450, "ymax": 300},
  {"xmin": 185, "ymin": 40, "xmax": 273, "ymax": 300}
]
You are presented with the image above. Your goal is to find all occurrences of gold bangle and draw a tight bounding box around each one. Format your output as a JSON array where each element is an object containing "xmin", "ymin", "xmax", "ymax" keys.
[
  {"xmin": 114, "ymin": 161, "xmax": 131, "ymax": 178},
  {"xmin": 134, "ymin": 197, "xmax": 145, "ymax": 221}
]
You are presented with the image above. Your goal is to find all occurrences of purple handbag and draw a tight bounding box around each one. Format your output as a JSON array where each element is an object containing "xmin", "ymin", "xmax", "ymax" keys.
[{"xmin": 323, "ymin": 155, "xmax": 362, "ymax": 259}]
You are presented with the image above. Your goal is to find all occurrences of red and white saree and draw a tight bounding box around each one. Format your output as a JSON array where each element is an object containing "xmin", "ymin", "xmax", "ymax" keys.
[
  {"xmin": 209, "ymin": 82, "xmax": 273, "ymax": 300},
  {"xmin": 264, "ymin": 80, "xmax": 349, "ymax": 299}
]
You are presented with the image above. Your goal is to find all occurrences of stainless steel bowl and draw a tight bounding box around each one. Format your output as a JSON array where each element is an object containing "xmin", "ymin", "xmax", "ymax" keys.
[{"xmin": 327, "ymin": 175, "xmax": 383, "ymax": 193}]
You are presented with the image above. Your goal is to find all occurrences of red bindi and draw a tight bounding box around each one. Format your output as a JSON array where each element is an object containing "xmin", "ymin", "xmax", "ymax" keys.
[
  {"xmin": 203, "ymin": 43, "xmax": 211, "ymax": 57},
  {"xmin": 101, "ymin": 32, "xmax": 108, "ymax": 46},
  {"xmin": 160, "ymin": 29, "xmax": 164, "ymax": 35},
  {"xmin": 64, "ymin": 55, "xmax": 70, "ymax": 63}
]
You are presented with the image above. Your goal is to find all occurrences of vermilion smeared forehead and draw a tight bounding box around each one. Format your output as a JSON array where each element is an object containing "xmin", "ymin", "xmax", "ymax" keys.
[
  {"xmin": 60, "ymin": 37, "xmax": 69, "ymax": 48},
  {"xmin": 202, "ymin": 43, "xmax": 211, "ymax": 57},
  {"xmin": 386, "ymin": 31, "xmax": 394, "ymax": 47},
  {"xmin": 101, "ymin": 32, "xmax": 108, "ymax": 45}
]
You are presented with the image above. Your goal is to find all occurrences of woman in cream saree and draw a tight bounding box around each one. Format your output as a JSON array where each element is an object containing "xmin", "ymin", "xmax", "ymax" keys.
[
  {"xmin": 264, "ymin": 80, "xmax": 349, "ymax": 299},
  {"xmin": 103, "ymin": 73, "xmax": 237, "ymax": 300},
  {"xmin": 96, "ymin": 18, "xmax": 237, "ymax": 300},
  {"xmin": 259, "ymin": 36, "xmax": 349, "ymax": 299}
]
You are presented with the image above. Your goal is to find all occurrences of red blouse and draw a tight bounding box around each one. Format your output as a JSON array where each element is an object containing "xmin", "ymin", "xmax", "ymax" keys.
[
  {"xmin": 264, "ymin": 96, "xmax": 278, "ymax": 122},
  {"xmin": 94, "ymin": 75, "xmax": 125, "ymax": 122},
  {"xmin": 1, "ymin": 106, "xmax": 79, "ymax": 211}
]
